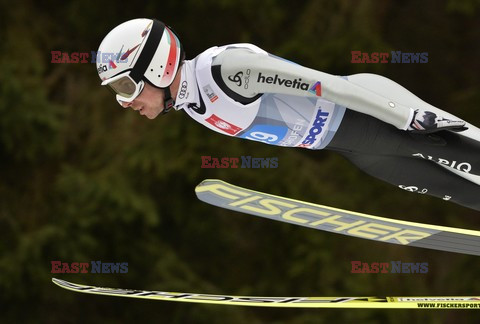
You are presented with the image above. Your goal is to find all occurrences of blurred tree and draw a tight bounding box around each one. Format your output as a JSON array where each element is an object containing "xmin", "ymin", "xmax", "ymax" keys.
[{"xmin": 0, "ymin": 0, "xmax": 479, "ymax": 323}]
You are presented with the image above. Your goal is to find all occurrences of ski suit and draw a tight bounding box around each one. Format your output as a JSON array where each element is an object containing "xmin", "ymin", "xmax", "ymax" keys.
[{"xmin": 174, "ymin": 44, "xmax": 480, "ymax": 211}]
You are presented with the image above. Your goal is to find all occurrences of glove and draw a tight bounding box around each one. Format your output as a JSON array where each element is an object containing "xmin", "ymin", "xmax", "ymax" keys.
[{"xmin": 408, "ymin": 110, "xmax": 468, "ymax": 133}]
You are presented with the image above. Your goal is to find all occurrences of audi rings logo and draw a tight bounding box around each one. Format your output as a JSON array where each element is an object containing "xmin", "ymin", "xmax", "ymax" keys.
[{"xmin": 178, "ymin": 81, "xmax": 188, "ymax": 99}]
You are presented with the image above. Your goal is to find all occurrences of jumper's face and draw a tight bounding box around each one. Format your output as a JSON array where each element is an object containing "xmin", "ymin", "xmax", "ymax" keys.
[{"xmin": 120, "ymin": 82, "xmax": 165, "ymax": 119}]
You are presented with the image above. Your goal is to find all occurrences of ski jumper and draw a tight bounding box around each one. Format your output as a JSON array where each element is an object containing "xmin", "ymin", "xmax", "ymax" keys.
[{"xmin": 175, "ymin": 44, "xmax": 480, "ymax": 211}]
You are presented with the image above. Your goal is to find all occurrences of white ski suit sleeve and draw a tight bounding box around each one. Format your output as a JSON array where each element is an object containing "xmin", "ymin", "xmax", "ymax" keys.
[{"xmin": 213, "ymin": 48, "xmax": 414, "ymax": 130}]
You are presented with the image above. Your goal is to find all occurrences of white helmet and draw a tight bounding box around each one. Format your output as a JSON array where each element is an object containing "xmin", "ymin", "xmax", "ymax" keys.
[{"xmin": 97, "ymin": 18, "xmax": 183, "ymax": 111}]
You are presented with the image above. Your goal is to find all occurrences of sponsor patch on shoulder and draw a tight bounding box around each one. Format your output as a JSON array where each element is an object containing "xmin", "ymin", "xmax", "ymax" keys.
[{"xmin": 206, "ymin": 114, "xmax": 242, "ymax": 135}]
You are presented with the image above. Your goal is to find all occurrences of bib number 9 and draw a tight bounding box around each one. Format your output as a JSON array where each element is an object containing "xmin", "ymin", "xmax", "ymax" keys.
[
  {"xmin": 246, "ymin": 131, "xmax": 279, "ymax": 143},
  {"xmin": 240, "ymin": 125, "xmax": 287, "ymax": 145}
]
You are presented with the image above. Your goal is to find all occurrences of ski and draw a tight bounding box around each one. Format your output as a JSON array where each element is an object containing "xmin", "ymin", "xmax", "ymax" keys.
[
  {"xmin": 52, "ymin": 278, "xmax": 480, "ymax": 309},
  {"xmin": 195, "ymin": 179, "xmax": 480, "ymax": 256}
]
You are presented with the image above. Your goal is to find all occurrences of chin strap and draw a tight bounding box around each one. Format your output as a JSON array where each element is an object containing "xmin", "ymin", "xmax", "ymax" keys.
[
  {"xmin": 161, "ymin": 86, "xmax": 175, "ymax": 115},
  {"xmin": 161, "ymin": 60, "xmax": 185, "ymax": 115}
]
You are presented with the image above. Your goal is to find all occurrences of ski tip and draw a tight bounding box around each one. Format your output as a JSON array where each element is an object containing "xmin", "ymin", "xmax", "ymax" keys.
[
  {"xmin": 195, "ymin": 179, "xmax": 228, "ymax": 195},
  {"xmin": 196, "ymin": 179, "xmax": 222, "ymax": 187},
  {"xmin": 52, "ymin": 278, "xmax": 71, "ymax": 287}
]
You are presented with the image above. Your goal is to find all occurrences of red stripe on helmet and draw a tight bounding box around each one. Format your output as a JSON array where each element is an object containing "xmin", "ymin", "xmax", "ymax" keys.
[{"xmin": 161, "ymin": 28, "xmax": 179, "ymax": 85}]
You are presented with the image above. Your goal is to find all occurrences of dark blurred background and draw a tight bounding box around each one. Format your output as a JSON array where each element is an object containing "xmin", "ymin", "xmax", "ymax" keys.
[{"xmin": 1, "ymin": 0, "xmax": 479, "ymax": 322}]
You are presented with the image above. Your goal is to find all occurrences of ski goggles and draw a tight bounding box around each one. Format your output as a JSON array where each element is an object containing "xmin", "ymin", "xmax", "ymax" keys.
[{"xmin": 101, "ymin": 71, "xmax": 145, "ymax": 106}]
